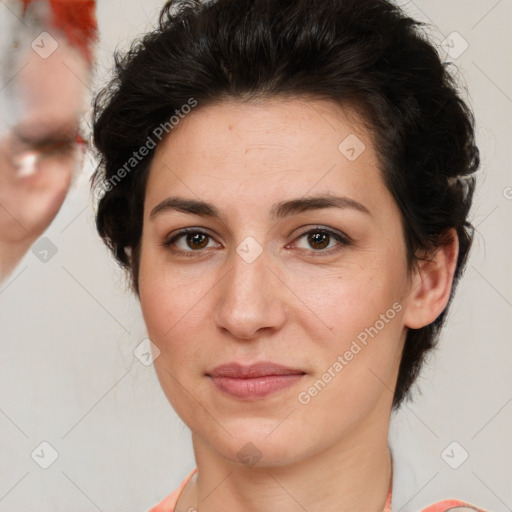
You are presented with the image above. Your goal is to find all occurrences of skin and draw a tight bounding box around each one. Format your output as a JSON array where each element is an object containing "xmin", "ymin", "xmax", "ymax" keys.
[{"xmin": 138, "ymin": 97, "xmax": 459, "ymax": 512}]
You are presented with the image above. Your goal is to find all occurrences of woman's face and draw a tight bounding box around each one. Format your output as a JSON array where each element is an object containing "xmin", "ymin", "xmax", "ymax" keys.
[{"xmin": 138, "ymin": 97, "xmax": 414, "ymax": 467}]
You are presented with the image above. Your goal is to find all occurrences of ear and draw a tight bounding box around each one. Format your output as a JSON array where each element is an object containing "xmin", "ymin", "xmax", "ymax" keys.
[{"xmin": 402, "ymin": 228, "xmax": 459, "ymax": 330}]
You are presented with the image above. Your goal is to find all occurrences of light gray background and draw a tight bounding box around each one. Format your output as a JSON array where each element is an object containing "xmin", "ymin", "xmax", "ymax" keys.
[{"xmin": 0, "ymin": 1, "xmax": 511, "ymax": 510}]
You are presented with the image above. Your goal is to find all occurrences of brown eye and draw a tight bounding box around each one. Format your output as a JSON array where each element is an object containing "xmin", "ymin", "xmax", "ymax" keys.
[
  {"xmin": 307, "ymin": 231, "xmax": 330, "ymax": 250},
  {"xmin": 163, "ymin": 229, "xmax": 221, "ymax": 255},
  {"xmin": 186, "ymin": 232, "xmax": 209, "ymax": 250},
  {"xmin": 292, "ymin": 226, "xmax": 352, "ymax": 256}
]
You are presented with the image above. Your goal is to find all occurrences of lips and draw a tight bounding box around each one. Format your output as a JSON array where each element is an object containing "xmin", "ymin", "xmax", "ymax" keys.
[
  {"xmin": 207, "ymin": 362, "xmax": 306, "ymax": 400},
  {"xmin": 207, "ymin": 362, "xmax": 305, "ymax": 378}
]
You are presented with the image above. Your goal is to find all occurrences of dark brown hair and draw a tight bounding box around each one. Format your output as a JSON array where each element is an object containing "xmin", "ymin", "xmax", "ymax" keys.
[{"xmin": 91, "ymin": 0, "xmax": 479, "ymax": 408}]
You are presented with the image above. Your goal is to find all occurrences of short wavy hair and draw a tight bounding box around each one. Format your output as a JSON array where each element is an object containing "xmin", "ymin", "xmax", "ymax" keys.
[{"xmin": 91, "ymin": 0, "xmax": 479, "ymax": 408}]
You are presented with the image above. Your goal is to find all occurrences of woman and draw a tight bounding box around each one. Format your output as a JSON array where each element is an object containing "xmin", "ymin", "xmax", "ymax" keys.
[{"xmin": 91, "ymin": 0, "xmax": 486, "ymax": 510}]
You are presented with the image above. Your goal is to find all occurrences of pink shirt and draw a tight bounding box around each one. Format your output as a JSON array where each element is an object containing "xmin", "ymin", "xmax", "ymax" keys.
[{"xmin": 147, "ymin": 468, "xmax": 487, "ymax": 512}]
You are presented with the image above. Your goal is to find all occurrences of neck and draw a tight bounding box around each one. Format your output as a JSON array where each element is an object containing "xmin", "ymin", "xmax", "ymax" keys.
[{"xmin": 179, "ymin": 401, "xmax": 393, "ymax": 512}]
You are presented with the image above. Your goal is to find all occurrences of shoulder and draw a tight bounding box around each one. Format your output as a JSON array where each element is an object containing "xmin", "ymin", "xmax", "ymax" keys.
[
  {"xmin": 144, "ymin": 472, "xmax": 489, "ymax": 512},
  {"xmin": 419, "ymin": 498, "xmax": 489, "ymax": 512},
  {"xmin": 145, "ymin": 468, "xmax": 198, "ymax": 512}
]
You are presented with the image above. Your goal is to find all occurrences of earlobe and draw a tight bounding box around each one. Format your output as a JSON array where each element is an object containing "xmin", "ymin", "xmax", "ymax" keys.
[{"xmin": 402, "ymin": 229, "xmax": 459, "ymax": 330}]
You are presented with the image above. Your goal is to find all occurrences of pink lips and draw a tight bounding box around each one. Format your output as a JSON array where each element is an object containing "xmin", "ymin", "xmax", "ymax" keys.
[{"xmin": 207, "ymin": 362, "xmax": 305, "ymax": 400}]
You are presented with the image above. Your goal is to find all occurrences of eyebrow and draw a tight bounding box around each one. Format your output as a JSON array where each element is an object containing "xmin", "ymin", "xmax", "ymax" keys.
[{"xmin": 149, "ymin": 194, "xmax": 371, "ymax": 220}]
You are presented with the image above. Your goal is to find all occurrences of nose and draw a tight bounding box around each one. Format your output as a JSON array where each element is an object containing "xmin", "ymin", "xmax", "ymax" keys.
[{"xmin": 213, "ymin": 241, "xmax": 287, "ymax": 341}]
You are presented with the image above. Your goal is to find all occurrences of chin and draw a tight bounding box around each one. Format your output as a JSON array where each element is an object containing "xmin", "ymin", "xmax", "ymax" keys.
[{"xmin": 204, "ymin": 425, "xmax": 307, "ymax": 468}]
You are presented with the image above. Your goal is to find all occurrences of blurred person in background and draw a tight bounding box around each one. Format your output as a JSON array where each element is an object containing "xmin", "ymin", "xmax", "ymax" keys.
[{"xmin": 0, "ymin": 0, "xmax": 96, "ymax": 282}]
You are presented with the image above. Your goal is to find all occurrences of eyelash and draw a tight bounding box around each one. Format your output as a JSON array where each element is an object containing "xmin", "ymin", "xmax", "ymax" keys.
[{"xmin": 161, "ymin": 226, "xmax": 352, "ymax": 258}]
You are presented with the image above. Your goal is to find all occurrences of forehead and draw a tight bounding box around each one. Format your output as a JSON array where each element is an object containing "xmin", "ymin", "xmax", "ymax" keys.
[
  {"xmin": 1, "ymin": 48, "xmax": 88, "ymax": 143},
  {"xmin": 145, "ymin": 96, "xmax": 390, "ymax": 220}
]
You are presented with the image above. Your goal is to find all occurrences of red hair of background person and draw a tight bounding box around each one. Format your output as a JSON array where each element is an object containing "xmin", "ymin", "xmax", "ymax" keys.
[{"xmin": 21, "ymin": 0, "xmax": 97, "ymax": 63}]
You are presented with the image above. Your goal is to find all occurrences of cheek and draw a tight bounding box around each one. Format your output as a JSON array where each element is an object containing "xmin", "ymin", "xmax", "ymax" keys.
[
  {"xmin": 293, "ymin": 277, "xmax": 405, "ymax": 432},
  {"xmin": 291, "ymin": 253, "xmax": 404, "ymax": 336},
  {"xmin": 292, "ymin": 248, "xmax": 407, "ymax": 405},
  {"xmin": 138, "ymin": 266, "xmax": 209, "ymax": 413},
  {"xmin": 38, "ymin": 153, "xmax": 78, "ymax": 185},
  {"xmin": 138, "ymin": 245, "xmax": 215, "ymax": 359}
]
